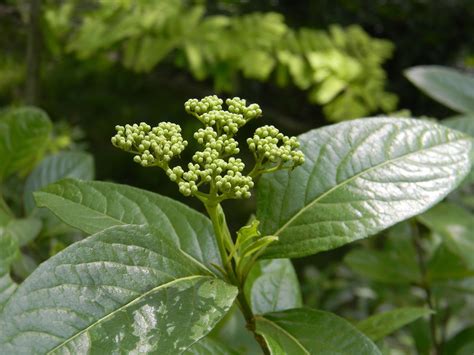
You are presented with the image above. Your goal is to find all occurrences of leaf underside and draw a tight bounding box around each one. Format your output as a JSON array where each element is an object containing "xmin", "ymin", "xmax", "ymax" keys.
[{"xmin": 405, "ymin": 66, "xmax": 474, "ymax": 114}]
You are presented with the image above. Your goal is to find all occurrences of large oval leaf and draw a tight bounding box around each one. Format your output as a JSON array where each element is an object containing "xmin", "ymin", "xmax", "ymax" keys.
[
  {"xmin": 0, "ymin": 224, "xmax": 237, "ymax": 354},
  {"xmin": 244, "ymin": 259, "xmax": 302, "ymax": 315},
  {"xmin": 34, "ymin": 179, "xmax": 220, "ymax": 267},
  {"xmin": 405, "ymin": 66, "xmax": 474, "ymax": 113},
  {"xmin": 257, "ymin": 117, "xmax": 472, "ymax": 258},
  {"xmin": 0, "ymin": 107, "xmax": 52, "ymax": 181},
  {"xmin": 24, "ymin": 152, "xmax": 95, "ymax": 213},
  {"xmin": 255, "ymin": 308, "xmax": 380, "ymax": 354}
]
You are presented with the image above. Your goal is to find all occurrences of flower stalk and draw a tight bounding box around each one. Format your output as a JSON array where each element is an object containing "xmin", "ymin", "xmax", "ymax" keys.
[{"xmin": 111, "ymin": 95, "xmax": 304, "ymax": 354}]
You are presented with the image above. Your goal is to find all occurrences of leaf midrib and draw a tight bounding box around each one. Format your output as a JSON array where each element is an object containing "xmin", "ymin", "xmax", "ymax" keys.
[
  {"xmin": 273, "ymin": 136, "xmax": 471, "ymax": 237},
  {"xmin": 36, "ymin": 187, "xmax": 220, "ymax": 272},
  {"xmin": 46, "ymin": 275, "xmax": 208, "ymax": 354},
  {"xmin": 35, "ymin": 190, "xmax": 125, "ymax": 232},
  {"xmin": 255, "ymin": 315, "xmax": 310, "ymax": 355}
]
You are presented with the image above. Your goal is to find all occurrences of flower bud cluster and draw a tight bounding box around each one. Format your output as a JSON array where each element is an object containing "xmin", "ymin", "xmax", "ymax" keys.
[
  {"xmin": 111, "ymin": 122, "xmax": 187, "ymax": 167},
  {"xmin": 170, "ymin": 156, "xmax": 254, "ymax": 199},
  {"xmin": 185, "ymin": 95, "xmax": 263, "ymax": 136},
  {"xmin": 225, "ymin": 97, "xmax": 263, "ymax": 121},
  {"xmin": 168, "ymin": 124, "xmax": 253, "ymax": 199},
  {"xmin": 112, "ymin": 96, "xmax": 305, "ymax": 203},
  {"xmin": 247, "ymin": 125, "xmax": 305, "ymax": 170},
  {"xmin": 185, "ymin": 95, "xmax": 223, "ymax": 116}
]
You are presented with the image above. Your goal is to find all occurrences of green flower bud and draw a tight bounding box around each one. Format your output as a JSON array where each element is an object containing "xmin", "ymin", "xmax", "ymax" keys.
[
  {"xmin": 113, "ymin": 96, "xmax": 304, "ymax": 202},
  {"xmin": 248, "ymin": 125, "xmax": 305, "ymax": 172},
  {"xmin": 112, "ymin": 121, "xmax": 187, "ymax": 167}
]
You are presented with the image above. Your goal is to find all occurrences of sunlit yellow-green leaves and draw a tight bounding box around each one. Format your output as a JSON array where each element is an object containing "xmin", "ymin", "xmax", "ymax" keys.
[{"xmin": 44, "ymin": 1, "xmax": 396, "ymax": 121}]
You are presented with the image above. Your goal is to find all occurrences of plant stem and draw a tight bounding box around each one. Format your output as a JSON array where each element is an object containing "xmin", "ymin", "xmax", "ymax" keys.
[
  {"xmin": 204, "ymin": 203, "xmax": 235, "ymax": 279},
  {"xmin": 204, "ymin": 202, "xmax": 270, "ymax": 354},
  {"xmin": 411, "ymin": 220, "xmax": 441, "ymax": 355}
]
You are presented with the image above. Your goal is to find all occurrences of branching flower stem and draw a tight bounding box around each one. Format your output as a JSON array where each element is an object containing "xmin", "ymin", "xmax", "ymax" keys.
[
  {"xmin": 204, "ymin": 200, "xmax": 270, "ymax": 354},
  {"xmin": 111, "ymin": 95, "xmax": 304, "ymax": 355}
]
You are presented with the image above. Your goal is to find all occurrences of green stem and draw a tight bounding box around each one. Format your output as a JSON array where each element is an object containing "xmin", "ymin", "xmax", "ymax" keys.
[
  {"xmin": 236, "ymin": 288, "xmax": 270, "ymax": 355},
  {"xmin": 204, "ymin": 202, "xmax": 270, "ymax": 354},
  {"xmin": 204, "ymin": 203, "xmax": 236, "ymax": 280},
  {"xmin": 411, "ymin": 220, "xmax": 441, "ymax": 355}
]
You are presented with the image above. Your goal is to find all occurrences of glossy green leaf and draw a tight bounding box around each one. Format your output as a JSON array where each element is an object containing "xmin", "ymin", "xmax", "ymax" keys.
[
  {"xmin": 24, "ymin": 152, "xmax": 95, "ymax": 213},
  {"xmin": 356, "ymin": 307, "xmax": 432, "ymax": 341},
  {"xmin": 184, "ymin": 336, "xmax": 238, "ymax": 355},
  {"xmin": 0, "ymin": 229, "xmax": 19, "ymax": 310},
  {"xmin": 405, "ymin": 66, "xmax": 474, "ymax": 113},
  {"xmin": 444, "ymin": 326, "xmax": 474, "ymax": 355},
  {"xmin": 34, "ymin": 179, "xmax": 221, "ymax": 268},
  {"xmin": 4, "ymin": 218, "xmax": 42, "ymax": 247},
  {"xmin": 0, "ymin": 224, "xmax": 237, "ymax": 354},
  {"xmin": 418, "ymin": 202, "xmax": 474, "ymax": 268},
  {"xmin": 257, "ymin": 117, "xmax": 472, "ymax": 259},
  {"xmin": 244, "ymin": 259, "xmax": 302, "ymax": 315},
  {"xmin": 0, "ymin": 107, "xmax": 52, "ymax": 181},
  {"xmin": 255, "ymin": 308, "xmax": 381, "ymax": 354}
]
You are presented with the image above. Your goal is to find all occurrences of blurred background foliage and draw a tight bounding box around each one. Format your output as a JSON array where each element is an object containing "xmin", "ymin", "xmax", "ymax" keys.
[{"xmin": 1, "ymin": 1, "xmax": 474, "ymax": 353}]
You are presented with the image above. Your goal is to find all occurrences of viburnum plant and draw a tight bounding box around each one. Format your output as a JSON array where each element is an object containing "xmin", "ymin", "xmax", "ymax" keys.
[{"xmin": 0, "ymin": 96, "xmax": 472, "ymax": 354}]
